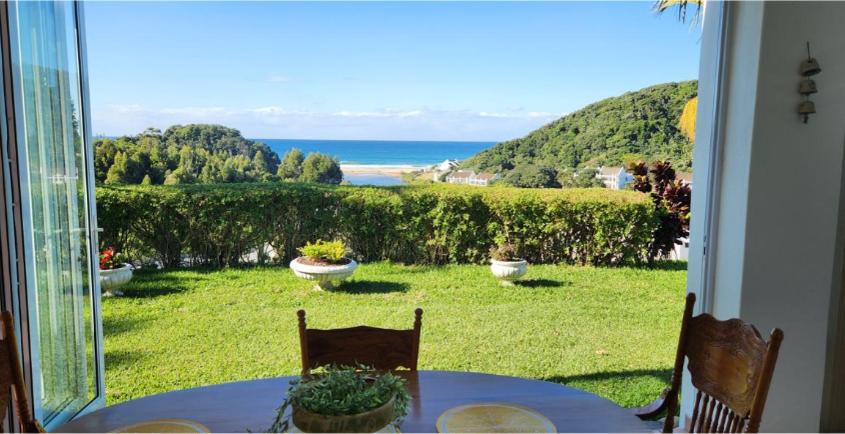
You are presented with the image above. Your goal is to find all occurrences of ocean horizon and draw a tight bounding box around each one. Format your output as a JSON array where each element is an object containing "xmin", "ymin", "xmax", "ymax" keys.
[{"xmin": 255, "ymin": 138, "xmax": 495, "ymax": 167}]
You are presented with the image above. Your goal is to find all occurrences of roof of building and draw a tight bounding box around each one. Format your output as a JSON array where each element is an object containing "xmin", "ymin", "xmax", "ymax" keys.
[
  {"xmin": 474, "ymin": 172, "xmax": 497, "ymax": 181},
  {"xmin": 677, "ymin": 172, "xmax": 693, "ymax": 184},
  {"xmin": 447, "ymin": 170, "xmax": 473, "ymax": 179},
  {"xmin": 599, "ymin": 166, "xmax": 624, "ymax": 176}
]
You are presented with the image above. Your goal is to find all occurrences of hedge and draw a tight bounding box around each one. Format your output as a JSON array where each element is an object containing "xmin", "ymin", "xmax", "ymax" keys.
[{"xmin": 96, "ymin": 183, "xmax": 659, "ymax": 267}]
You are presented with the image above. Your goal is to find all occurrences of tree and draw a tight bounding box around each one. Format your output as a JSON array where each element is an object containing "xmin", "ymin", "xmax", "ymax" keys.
[
  {"xmin": 679, "ymin": 97, "xmax": 697, "ymax": 142},
  {"xmin": 251, "ymin": 150, "xmax": 271, "ymax": 181},
  {"xmin": 300, "ymin": 153, "xmax": 343, "ymax": 184},
  {"xmin": 278, "ymin": 148, "xmax": 305, "ymax": 181},
  {"xmin": 558, "ymin": 167, "xmax": 605, "ymax": 188},
  {"xmin": 105, "ymin": 151, "xmax": 129, "ymax": 184},
  {"xmin": 141, "ymin": 174, "xmax": 153, "ymax": 185},
  {"xmin": 628, "ymin": 160, "xmax": 691, "ymax": 264},
  {"xmin": 93, "ymin": 124, "xmax": 282, "ymax": 185},
  {"xmin": 502, "ymin": 165, "xmax": 560, "ymax": 188}
]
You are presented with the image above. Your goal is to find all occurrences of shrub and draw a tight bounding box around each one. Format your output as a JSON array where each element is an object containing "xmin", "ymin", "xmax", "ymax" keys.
[
  {"xmin": 96, "ymin": 183, "xmax": 659, "ymax": 267},
  {"xmin": 490, "ymin": 243, "xmax": 520, "ymax": 261},
  {"xmin": 298, "ymin": 240, "xmax": 347, "ymax": 264}
]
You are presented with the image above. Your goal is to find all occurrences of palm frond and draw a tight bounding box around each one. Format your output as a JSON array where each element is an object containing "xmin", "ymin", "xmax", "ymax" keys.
[{"xmin": 654, "ymin": 0, "xmax": 704, "ymax": 24}]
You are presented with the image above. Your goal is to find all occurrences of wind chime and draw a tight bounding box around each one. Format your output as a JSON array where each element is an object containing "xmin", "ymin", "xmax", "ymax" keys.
[{"xmin": 798, "ymin": 42, "xmax": 821, "ymax": 124}]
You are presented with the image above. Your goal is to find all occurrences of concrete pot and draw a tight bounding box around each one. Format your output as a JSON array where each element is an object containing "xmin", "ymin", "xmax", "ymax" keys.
[
  {"xmin": 292, "ymin": 395, "xmax": 394, "ymax": 433},
  {"xmin": 490, "ymin": 259, "xmax": 528, "ymax": 286},
  {"xmin": 290, "ymin": 257, "xmax": 358, "ymax": 290},
  {"xmin": 99, "ymin": 263, "xmax": 133, "ymax": 294}
]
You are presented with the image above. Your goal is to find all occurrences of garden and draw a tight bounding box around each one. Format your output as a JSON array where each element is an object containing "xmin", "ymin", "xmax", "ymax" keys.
[{"xmin": 97, "ymin": 182, "xmax": 688, "ymax": 410}]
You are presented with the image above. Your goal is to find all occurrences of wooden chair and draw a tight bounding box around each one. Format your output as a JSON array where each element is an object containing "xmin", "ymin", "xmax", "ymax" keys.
[
  {"xmin": 634, "ymin": 293, "xmax": 784, "ymax": 433},
  {"xmin": 0, "ymin": 311, "xmax": 44, "ymax": 433},
  {"xmin": 297, "ymin": 309, "xmax": 422, "ymax": 374}
]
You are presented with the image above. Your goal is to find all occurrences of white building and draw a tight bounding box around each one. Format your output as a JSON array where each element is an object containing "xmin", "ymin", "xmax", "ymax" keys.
[
  {"xmin": 596, "ymin": 166, "xmax": 634, "ymax": 190},
  {"xmin": 445, "ymin": 170, "xmax": 498, "ymax": 186}
]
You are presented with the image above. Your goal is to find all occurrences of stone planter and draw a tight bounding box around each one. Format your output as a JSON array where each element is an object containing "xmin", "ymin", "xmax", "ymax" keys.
[
  {"xmin": 292, "ymin": 395, "xmax": 395, "ymax": 433},
  {"xmin": 490, "ymin": 259, "xmax": 528, "ymax": 286},
  {"xmin": 99, "ymin": 263, "xmax": 133, "ymax": 295},
  {"xmin": 290, "ymin": 257, "xmax": 358, "ymax": 290}
]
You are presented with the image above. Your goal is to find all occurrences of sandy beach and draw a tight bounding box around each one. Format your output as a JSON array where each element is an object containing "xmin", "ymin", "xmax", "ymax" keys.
[{"xmin": 341, "ymin": 164, "xmax": 427, "ymax": 177}]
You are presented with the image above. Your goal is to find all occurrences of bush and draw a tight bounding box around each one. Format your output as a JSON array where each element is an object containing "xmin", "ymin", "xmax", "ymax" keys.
[
  {"xmin": 96, "ymin": 183, "xmax": 659, "ymax": 267},
  {"xmin": 298, "ymin": 240, "xmax": 347, "ymax": 263}
]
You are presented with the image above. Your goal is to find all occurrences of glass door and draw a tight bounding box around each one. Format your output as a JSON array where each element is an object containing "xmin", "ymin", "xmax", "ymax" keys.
[{"xmin": 6, "ymin": 1, "xmax": 103, "ymax": 428}]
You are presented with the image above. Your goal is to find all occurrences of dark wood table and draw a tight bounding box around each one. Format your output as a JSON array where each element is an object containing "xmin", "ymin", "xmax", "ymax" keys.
[{"xmin": 57, "ymin": 371, "xmax": 651, "ymax": 432}]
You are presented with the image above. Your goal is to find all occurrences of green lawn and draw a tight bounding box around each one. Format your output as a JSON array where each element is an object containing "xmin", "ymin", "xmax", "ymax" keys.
[{"xmin": 103, "ymin": 262, "xmax": 686, "ymax": 408}]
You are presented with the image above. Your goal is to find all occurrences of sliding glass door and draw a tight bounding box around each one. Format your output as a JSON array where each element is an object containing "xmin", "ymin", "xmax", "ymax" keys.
[{"xmin": 6, "ymin": 1, "xmax": 103, "ymax": 428}]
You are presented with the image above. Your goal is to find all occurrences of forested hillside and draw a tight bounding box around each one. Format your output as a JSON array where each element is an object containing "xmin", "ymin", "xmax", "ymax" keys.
[
  {"xmin": 462, "ymin": 81, "xmax": 698, "ymax": 182},
  {"xmin": 94, "ymin": 124, "xmax": 281, "ymax": 184}
]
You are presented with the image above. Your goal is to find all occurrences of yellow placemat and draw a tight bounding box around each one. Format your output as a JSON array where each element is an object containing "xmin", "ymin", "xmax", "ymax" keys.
[
  {"xmin": 110, "ymin": 418, "xmax": 210, "ymax": 433},
  {"xmin": 436, "ymin": 402, "xmax": 557, "ymax": 433},
  {"xmin": 288, "ymin": 423, "xmax": 400, "ymax": 433}
]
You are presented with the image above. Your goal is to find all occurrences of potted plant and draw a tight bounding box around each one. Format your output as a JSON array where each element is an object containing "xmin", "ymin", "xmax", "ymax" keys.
[
  {"xmin": 268, "ymin": 365, "xmax": 410, "ymax": 433},
  {"xmin": 99, "ymin": 246, "xmax": 133, "ymax": 296},
  {"xmin": 290, "ymin": 240, "xmax": 358, "ymax": 290},
  {"xmin": 490, "ymin": 242, "xmax": 528, "ymax": 286}
]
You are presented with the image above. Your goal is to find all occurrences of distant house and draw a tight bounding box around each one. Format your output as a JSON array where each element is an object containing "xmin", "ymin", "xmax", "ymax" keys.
[
  {"xmin": 437, "ymin": 159, "xmax": 460, "ymax": 172},
  {"xmin": 432, "ymin": 160, "xmax": 461, "ymax": 182},
  {"xmin": 446, "ymin": 170, "xmax": 498, "ymax": 186},
  {"xmin": 468, "ymin": 172, "xmax": 497, "ymax": 186},
  {"xmin": 596, "ymin": 166, "xmax": 634, "ymax": 190},
  {"xmin": 677, "ymin": 172, "xmax": 693, "ymax": 187},
  {"xmin": 445, "ymin": 170, "xmax": 473, "ymax": 184}
]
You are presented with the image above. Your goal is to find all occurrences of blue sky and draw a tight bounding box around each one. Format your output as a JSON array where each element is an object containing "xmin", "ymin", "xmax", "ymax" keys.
[{"xmin": 85, "ymin": 1, "xmax": 700, "ymax": 141}]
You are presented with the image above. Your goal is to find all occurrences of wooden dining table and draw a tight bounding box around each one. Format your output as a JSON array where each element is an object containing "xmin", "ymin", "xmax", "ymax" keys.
[{"xmin": 56, "ymin": 371, "xmax": 652, "ymax": 433}]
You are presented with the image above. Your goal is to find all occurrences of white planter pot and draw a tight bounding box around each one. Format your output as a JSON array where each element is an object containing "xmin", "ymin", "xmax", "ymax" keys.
[
  {"xmin": 290, "ymin": 257, "xmax": 358, "ymax": 290},
  {"xmin": 490, "ymin": 259, "xmax": 528, "ymax": 286},
  {"xmin": 100, "ymin": 263, "xmax": 133, "ymax": 294}
]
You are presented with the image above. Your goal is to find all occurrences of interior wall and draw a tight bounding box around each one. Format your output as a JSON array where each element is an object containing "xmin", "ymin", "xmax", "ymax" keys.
[{"xmin": 694, "ymin": 1, "xmax": 845, "ymax": 431}]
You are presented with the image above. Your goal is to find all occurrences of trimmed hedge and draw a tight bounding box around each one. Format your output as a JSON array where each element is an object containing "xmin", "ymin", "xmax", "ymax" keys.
[{"xmin": 96, "ymin": 183, "xmax": 659, "ymax": 267}]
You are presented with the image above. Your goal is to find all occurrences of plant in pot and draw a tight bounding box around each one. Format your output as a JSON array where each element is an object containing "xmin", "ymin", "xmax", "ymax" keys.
[
  {"xmin": 99, "ymin": 246, "xmax": 133, "ymax": 296},
  {"xmin": 290, "ymin": 240, "xmax": 358, "ymax": 290},
  {"xmin": 268, "ymin": 365, "xmax": 410, "ymax": 433},
  {"xmin": 489, "ymin": 242, "xmax": 528, "ymax": 286}
]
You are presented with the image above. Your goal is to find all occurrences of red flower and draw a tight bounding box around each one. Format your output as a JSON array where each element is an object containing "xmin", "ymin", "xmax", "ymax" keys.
[{"xmin": 99, "ymin": 247, "xmax": 116, "ymax": 270}]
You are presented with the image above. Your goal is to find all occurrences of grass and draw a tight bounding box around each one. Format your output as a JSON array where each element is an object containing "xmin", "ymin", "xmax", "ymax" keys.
[{"xmin": 103, "ymin": 262, "xmax": 686, "ymax": 408}]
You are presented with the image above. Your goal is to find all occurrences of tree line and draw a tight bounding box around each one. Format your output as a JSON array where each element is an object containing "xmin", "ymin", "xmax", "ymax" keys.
[{"xmin": 94, "ymin": 124, "xmax": 342, "ymax": 185}]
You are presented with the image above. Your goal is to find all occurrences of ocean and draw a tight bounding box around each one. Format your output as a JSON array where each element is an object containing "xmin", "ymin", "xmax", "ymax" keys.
[{"xmin": 255, "ymin": 138, "xmax": 495, "ymax": 186}]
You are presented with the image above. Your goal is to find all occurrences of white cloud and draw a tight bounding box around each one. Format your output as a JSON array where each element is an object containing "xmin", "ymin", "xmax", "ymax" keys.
[{"xmin": 91, "ymin": 104, "xmax": 562, "ymax": 141}]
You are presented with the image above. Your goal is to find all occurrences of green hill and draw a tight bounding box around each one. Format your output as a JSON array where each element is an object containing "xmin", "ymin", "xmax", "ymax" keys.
[{"xmin": 462, "ymin": 81, "xmax": 698, "ymax": 179}]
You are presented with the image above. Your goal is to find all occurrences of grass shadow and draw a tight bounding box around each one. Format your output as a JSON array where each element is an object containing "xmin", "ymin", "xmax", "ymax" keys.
[
  {"xmin": 116, "ymin": 272, "xmax": 202, "ymax": 298},
  {"xmin": 544, "ymin": 368, "xmax": 672, "ymax": 387},
  {"xmin": 334, "ymin": 280, "xmax": 410, "ymax": 294},
  {"xmin": 515, "ymin": 278, "xmax": 568, "ymax": 288},
  {"xmin": 104, "ymin": 349, "xmax": 144, "ymax": 369},
  {"xmin": 103, "ymin": 315, "xmax": 149, "ymax": 338}
]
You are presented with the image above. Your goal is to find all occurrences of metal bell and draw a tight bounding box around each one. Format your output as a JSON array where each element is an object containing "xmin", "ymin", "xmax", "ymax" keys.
[
  {"xmin": 800, "ymin": 58, "xmax": 822, "ymax": 76},
  {"xmin": 799, "ymin": 79, "xmax": 817, "ymax": 95},
  {"xmin": 798, "ymin": 100, "xmax": 816, "ymax": 123}
]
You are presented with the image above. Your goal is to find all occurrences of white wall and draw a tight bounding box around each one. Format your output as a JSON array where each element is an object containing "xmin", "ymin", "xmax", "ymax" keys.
[{"xmin": 689, "ymin": 1, "xmax": 845, "ymax": 431}]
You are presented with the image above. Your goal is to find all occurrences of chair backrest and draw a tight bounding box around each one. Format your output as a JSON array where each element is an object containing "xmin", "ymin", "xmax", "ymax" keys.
[
  {"xmin": 0, "ymin": 311, "xmax": 43, "ymax": 433},
  {"xmin": 297, "ymin": 309, "xmax": 422, "ymax": 374},
  {"xmin": 663, "ymin": 294, "xmax": 783, "ymax": 433}
]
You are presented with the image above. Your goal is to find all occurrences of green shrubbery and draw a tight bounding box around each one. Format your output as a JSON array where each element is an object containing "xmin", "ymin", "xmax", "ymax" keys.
[{"xmin": 96, "ymin": 183, "xmax": 659, "ymax": 267}]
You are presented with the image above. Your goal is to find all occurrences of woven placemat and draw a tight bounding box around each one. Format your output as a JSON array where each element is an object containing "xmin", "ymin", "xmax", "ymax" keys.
[
  {"xmin": 110, "ymin": 418, "xmax": 210, "ymax": 433},
  {"xmin": 436, "ymin": 402, "xmax": 557, "ymax": 433}
]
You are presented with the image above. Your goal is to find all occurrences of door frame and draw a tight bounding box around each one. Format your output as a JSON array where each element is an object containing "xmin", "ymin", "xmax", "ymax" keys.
[{"xmin": 0, "ymin": 1, "xmax": 105, "ymax": 429}]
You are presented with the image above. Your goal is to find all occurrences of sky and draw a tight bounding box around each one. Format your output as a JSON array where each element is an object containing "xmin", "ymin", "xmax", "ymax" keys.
[{"xmin": 85, "ymin": 1, "xmax": 701, "ymax": 141}]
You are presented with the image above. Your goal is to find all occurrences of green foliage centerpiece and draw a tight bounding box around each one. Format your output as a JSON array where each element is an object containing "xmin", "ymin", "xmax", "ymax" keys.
[
  {"xmin": 269, "ymin": 366, "xmax": 410, "ymax": 433},
  {"xmin": 290, "ymin": 240, "xmax": 358, "ymax": 290}
]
